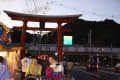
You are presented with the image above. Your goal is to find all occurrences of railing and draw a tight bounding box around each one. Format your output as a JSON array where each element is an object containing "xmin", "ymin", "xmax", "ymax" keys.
[{"xmin": 12, "ymin": 43, "xmax": 120, "ymax": 53}]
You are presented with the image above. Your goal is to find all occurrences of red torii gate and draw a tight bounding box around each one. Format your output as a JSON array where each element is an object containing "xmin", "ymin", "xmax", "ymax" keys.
[{"xmin": 4, "ymin": 11, "xmax": 81, "ymax": 61}]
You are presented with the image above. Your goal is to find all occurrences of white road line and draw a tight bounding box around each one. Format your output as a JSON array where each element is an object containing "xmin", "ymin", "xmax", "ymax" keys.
[{"xmin": 99, "ymin": 70, "xmax": 120, "ymax": 76}]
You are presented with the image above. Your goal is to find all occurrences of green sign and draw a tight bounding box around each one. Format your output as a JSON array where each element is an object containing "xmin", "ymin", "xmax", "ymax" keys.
[{"xmin": 63, "ymin": 36, "xmax": 72, "ymax": 45}]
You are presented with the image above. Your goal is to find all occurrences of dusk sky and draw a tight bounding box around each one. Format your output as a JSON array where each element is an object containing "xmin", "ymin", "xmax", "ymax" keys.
[{"xmin": 0, "ymin": 0, "xmax": 120, "ymax": 33}]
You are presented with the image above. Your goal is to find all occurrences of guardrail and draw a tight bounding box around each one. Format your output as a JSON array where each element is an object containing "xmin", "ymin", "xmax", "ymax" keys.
[{"xmin": 12, "ymin": 43, "xmax": 120, "ymax": 53}]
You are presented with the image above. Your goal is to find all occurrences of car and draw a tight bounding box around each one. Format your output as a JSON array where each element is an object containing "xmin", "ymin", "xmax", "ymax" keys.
[
  {"xmin": 86, "ymin": 62, "xmax": 99, "ymax": 72},
  {"xmin": 115, "ymin": 63, "xmax": 120, "ymax": 72}
]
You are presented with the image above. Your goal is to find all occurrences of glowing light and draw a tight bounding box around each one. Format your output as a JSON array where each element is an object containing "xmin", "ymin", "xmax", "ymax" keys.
[
  {"xmin": 55, "ymin": 52, "xmax": 58, "ymax": 56},
  {"xmin": 63, "ymin": 36, "xmax": 72, "ymax": 45},
  {"xmin": 0, "ymin": 51, "xmax": 7, "ymax": 57},
  {"xmin": 0, "ymin": 44, "xmax": 2, "ymax": 49}
]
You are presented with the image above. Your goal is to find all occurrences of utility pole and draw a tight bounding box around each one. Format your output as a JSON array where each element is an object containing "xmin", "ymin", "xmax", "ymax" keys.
[
  {"xmin": 88, "ymin": 28, "xmax": 92, "ymax": 60},
  {"xmin": 33, "ymin": 31, "xmax": 35, "ymax": 46},
  {"xmin": 39, "ymin": 31, "xmax": 42, "ymax": 56},
  {"xmin": 111, "ymin": 43, "xmax": 113, "ymax": 67},
  {"xmin": 90, "ymin": 28, "xmax": 92, "ymax": 50}
]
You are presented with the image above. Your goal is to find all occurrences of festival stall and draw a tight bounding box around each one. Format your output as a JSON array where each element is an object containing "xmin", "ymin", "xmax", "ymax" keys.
[{"xmin": 0, "ymin": 22, "xmax": 23, "ymax": 76}]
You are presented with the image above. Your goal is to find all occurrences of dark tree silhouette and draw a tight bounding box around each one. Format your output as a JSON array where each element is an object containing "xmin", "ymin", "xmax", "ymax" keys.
[{"xmin": 12, "ymin": 19, "xmax": 120, "ymax": 48}]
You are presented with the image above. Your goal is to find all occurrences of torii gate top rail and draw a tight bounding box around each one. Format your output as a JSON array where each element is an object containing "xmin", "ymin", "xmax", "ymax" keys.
[
  {"xmin": 4, "ymin": 10, "xmax": 81, "ymax": 22},
  {"xmin": 4, "ymin": 10, "xmax": 81, "ymax": 61}
]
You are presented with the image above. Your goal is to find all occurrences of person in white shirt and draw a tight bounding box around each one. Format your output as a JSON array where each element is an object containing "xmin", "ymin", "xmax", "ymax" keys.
[{"xmin": 21, "ymin": 55, "xmax": 32, "ymax": 79}]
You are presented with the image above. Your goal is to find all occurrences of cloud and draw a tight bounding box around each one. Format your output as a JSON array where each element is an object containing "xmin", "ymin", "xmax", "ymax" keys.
[{"xmin": 0, "ymin": 0, "xmax": 14, "ymax": 2}]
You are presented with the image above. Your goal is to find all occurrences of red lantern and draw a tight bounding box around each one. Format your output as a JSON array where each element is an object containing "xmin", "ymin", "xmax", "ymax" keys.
[{"xmin": 0, "ymin": 44, "xmax": 2, "ymax": 50}]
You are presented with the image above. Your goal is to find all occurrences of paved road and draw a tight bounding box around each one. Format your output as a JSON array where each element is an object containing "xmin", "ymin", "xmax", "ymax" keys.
[
  {"xmin": 71, "ymin": 66, "xmax": 120, "ymax": 80},
  {"xmin": 12, "ymin": 66, "xmax": 120, "ymax": 80}
]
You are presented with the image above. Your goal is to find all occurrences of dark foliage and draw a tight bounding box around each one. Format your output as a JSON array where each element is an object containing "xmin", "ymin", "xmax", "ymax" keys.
[
  {"xmin": 42, "ymin": 19, "xmax": 120, "ymax": 47},
  {"xmin": 11, "ymin": 30, "xmax": 33, "ymax": 43},
  {"xmin": 11, "ymin": 19, "xmax": 120, "ymax": 47}
]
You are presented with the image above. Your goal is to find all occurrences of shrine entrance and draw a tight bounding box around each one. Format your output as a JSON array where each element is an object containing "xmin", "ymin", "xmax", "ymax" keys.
[{"xmin": 5, "ymin": 11, "xmax": 81, "ymax": 61}]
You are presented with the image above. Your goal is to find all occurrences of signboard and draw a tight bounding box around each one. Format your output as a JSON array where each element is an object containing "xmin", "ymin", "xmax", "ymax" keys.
[
  {"xmin": 0, "ymin": 22, "xmax": 12, "ymax": 50},
  {"xmin": 63, "ymin": 36, "xmax": 72, "ymax": 45}
]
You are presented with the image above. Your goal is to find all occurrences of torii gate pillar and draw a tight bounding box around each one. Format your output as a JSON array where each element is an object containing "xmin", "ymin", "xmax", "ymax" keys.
[
  {"xmin": 57, "ymin": 22, "xmax": 63, "ymax": 61},
  {"xmin": 21, "ymin": 21, "xmax": 27, "ymax": 57}
]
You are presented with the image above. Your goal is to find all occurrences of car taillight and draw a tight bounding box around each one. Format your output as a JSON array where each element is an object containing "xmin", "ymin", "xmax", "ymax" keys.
[
  {"xmin": 96, "ymin": 64, "xmax": 99, "ymax": 68},
  {"xmin": 88, "ymin": 64, "xmax": 91, "ymax": 67}
]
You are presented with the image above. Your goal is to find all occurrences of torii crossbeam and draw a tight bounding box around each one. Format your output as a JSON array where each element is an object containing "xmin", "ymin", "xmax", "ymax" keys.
[{"xmin": 4, "ymin": 10, "xmax": 81, "ymax": 61}]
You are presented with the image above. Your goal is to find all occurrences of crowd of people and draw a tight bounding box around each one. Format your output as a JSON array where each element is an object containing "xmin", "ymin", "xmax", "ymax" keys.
[{"xmin": 0, "ymin": 54, "xmax": 73, "ymax": 80}]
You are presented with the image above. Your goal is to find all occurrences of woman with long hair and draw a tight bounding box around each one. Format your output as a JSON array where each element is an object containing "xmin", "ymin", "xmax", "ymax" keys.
[{"xmin": 46, "ymin": 55, "xmax": 63, "ymax": 80}]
